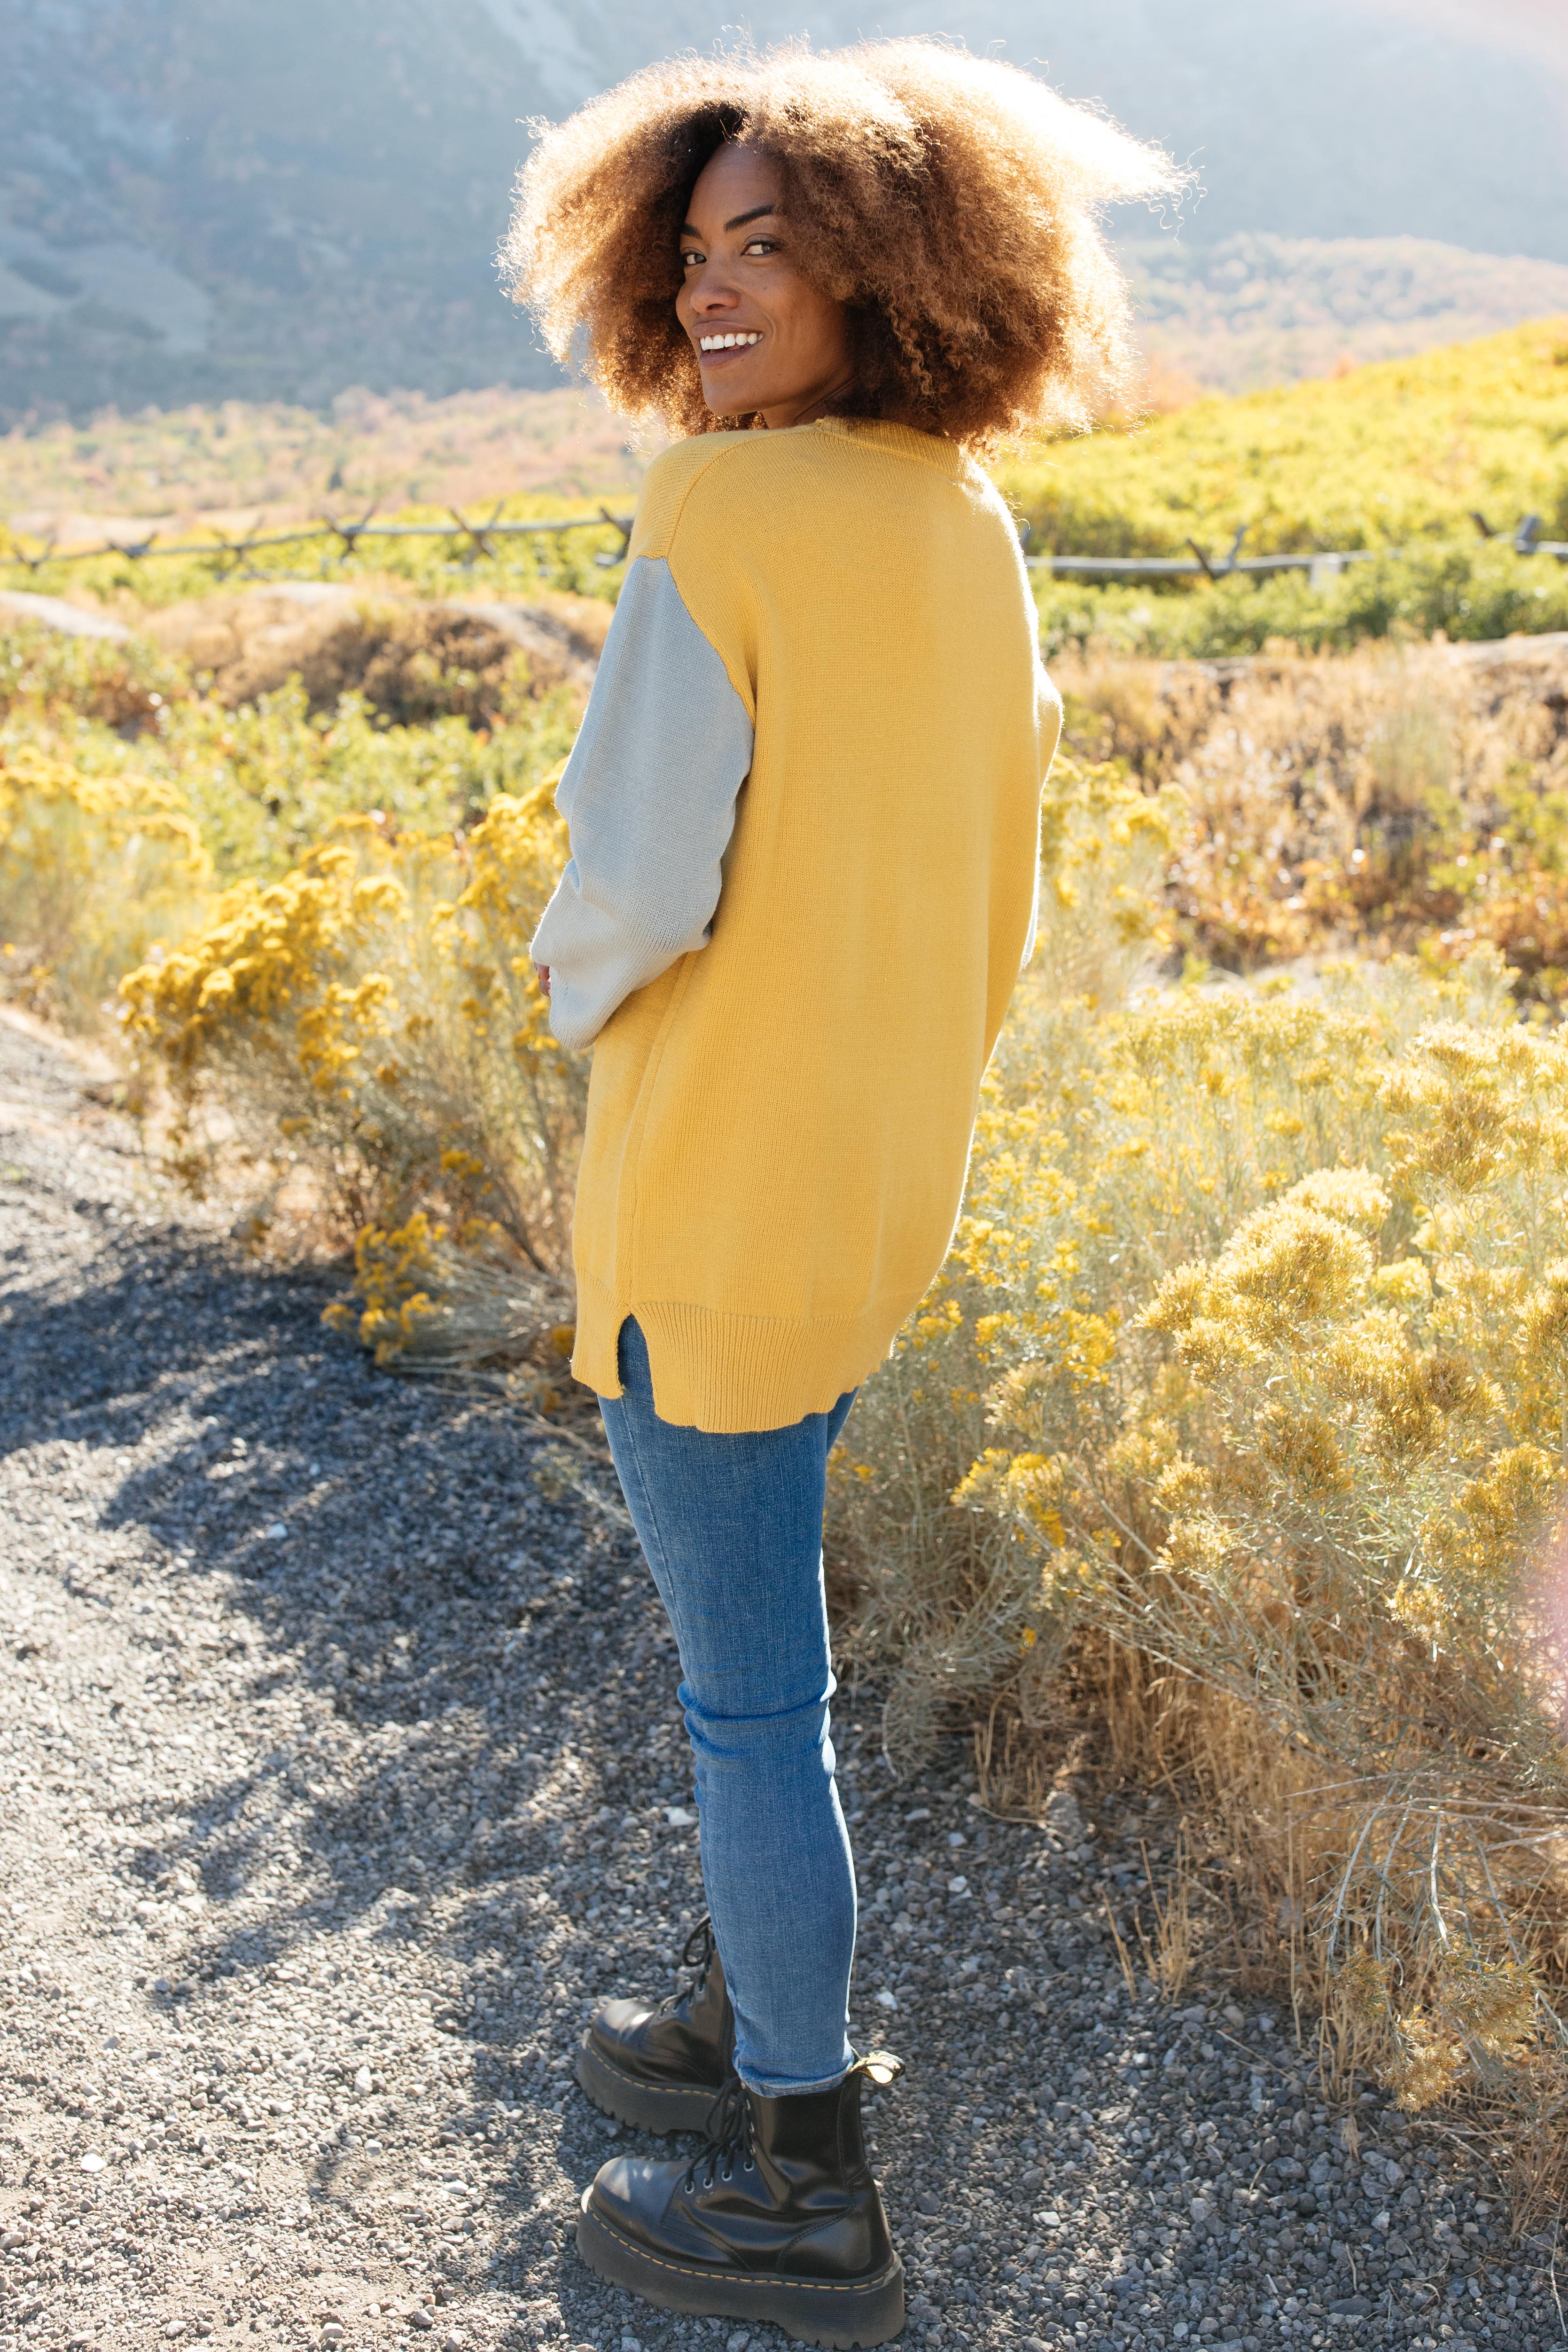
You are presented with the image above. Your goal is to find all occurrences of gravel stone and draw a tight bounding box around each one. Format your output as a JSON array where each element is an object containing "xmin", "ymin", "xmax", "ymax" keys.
[{"xmin": 1, "ymin": 1007, "xmax": 1563, "ymax": 2349}]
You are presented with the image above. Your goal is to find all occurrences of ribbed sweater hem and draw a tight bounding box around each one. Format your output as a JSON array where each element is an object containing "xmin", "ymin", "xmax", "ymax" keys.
[{"xmin": 571, "ymin": 1272, "xmax": 897, "ymax": 1433}]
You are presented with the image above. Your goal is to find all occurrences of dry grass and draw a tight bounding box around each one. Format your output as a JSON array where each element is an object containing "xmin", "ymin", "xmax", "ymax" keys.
[
  {"xmin": 142, "ymin": 584, "xmax": 609, "ymax": 726},
  {"xmin": 972, "ymin": 1614, "xmax": 1568, "ymax": 2229},
  {"xmin": 1053, "ymin": 630, "xmax": 1568, "ymax": 988},
  {"xmin": 1055, "ymin": 633, "xmax": 1568, "ymax": 984},
  {"xmin": 830, "ymin": 726, "xmax": 1568, "ymax": 2200}
]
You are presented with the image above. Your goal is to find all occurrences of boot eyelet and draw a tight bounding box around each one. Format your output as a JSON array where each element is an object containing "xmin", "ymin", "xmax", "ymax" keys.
[{"xmin": 720, "ymin": 2163, "xmax": 732, "ymax": 2181}]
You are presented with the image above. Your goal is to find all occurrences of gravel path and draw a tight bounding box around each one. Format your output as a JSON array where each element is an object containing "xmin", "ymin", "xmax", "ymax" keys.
[{"xmin": 0, "ymin": 1009, "xmax": 1561, "ymax": 2352}]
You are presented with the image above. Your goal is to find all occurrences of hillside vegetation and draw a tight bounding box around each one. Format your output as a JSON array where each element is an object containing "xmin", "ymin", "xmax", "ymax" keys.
[
  {"xmin": 1003, "ymin": 316, "xmax": 1568, "ymax": 558},
  {"xmin": 0, "ymin": 388, "xmax": 643, "ymax": 535},
  {"xmin": 1130, "ymin": 235, "xmax": 1568, "ymax": 396},
  {"xmin": 11, "ymin": 601, "xmax": 1568, "ymax": 2177},
  {"xmin": 8, "ymin": 323, "xmax": 1568, "ymax": 668}
]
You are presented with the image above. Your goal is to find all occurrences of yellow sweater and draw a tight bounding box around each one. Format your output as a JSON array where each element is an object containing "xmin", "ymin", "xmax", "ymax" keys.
[{"xmin": 539, "ymin": 418, "xmax": 1059, "ymax": 1432}]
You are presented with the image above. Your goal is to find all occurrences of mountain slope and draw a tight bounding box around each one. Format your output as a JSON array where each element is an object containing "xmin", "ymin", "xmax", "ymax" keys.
[
  {"xmin": 2, "ymin": 0, "xmax": 1568, "ymax": 422},
  {"xmin": 462, "ymin": 0, "xmax": 1568, "ymax": 256},
  {"xmin": 0, "ymin": 0, "xmax": 552, "ymax": 421}
]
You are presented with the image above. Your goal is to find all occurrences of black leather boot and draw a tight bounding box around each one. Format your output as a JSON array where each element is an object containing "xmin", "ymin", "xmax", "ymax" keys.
[
  {"xmin": 577, "ymin": 1916, "xmax": 737, "ymax": 2133},
  {"xmin": 576, "ymin": 2053, "xmax": 904, "ymax": 2348}
]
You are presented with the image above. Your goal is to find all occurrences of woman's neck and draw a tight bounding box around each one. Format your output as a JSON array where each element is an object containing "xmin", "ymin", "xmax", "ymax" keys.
[{"xmin": 758, "ymin": 369, "xmax": 857, "ymax": 430}]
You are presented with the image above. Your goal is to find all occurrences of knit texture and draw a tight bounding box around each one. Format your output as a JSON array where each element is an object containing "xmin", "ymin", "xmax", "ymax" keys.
[{"xmin": 569, "ymin": 418, "xmax": 1060, "ymax": 1431}]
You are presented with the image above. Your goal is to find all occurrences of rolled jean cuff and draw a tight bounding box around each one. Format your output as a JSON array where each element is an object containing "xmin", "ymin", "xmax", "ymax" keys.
[{"xmin": 738, "ymin": 2059, "xmax": 853, "ymax": 2098}]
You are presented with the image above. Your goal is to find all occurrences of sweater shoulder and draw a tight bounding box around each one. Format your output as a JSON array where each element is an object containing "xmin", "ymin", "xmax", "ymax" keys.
[
  {"xmin": 629, "ymin": 432, "xmax": 782, "ymax": 558},
  {"xmin": 630, "ymin": 423, "xmax": 1021, "ymax": 601}
]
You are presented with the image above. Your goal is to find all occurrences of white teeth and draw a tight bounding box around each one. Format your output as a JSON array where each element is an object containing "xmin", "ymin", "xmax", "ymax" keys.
[{"xmin": 698, "ymin": 332, "xmax": 760, "ymax": 352}]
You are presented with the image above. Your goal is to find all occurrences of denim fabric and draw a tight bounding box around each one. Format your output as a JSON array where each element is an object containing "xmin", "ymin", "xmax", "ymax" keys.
[{"xmin": 598, "ymin": 1316, "xmax": 858, "ymax": 2096}]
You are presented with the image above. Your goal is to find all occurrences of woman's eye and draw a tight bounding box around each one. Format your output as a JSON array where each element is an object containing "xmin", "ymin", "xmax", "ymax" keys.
[
  {"xmin": 742, "ymin": 238, "xmax": 778, "ymax": 257},
  {"xmin": 679, "ymin": 248, "xmax": 703, "ymax": 267}
]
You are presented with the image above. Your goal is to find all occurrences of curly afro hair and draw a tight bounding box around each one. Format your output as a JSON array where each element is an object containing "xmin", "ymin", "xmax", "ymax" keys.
[{"xmin": 502, "ymin": 39, "xmax": 1180, "ymax": 453}]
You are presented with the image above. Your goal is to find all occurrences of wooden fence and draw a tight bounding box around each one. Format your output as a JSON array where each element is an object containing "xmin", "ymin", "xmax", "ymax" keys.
[
  {"xmin": 0, "ymin": 505, "xmax": 634, "ymax": 581},
  {"xmin": 2, "ymin": 503, "xmax": 1565, "ymax": 586},
  {"xmin": 1026, "ymin": 514, "xmax": 1568, "ymax": 582}
]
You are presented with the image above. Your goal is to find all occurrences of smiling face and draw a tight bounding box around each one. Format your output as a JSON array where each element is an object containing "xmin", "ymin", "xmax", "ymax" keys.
[{"xmin": 674, "ymin": 141, "xmax": 854, "ymax": 431}]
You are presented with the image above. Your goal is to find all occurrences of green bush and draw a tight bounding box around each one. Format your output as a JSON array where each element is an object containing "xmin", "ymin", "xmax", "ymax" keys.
[
  {"xmin": 2, "ymin": 659, "xmax": 580, "ymax": 886},
  {"xmin": 1035, "ymin": 539, "xmax": 1568, "ymax": 660},
  {"xmin": 999, "ymin": 318, "xmax": 1568, "ymax": 558}
]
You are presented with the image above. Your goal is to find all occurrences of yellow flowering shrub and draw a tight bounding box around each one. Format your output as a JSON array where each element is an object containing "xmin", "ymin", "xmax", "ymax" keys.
[
  {"xmin": 833, "ymin": 911, "xmax": 1568, "ymax": 2110},
  {"xmin": 0, "ymin": 743, "xmax": 210, "ymax": 1025},
  {"xmin": 321, "ymin": 1210, "xmax": 575, "ymax": 1407},
  {"xmin": 122, "ymin": 775, "xmax": 586, "ymax": 1335},
  {"xmin": 1031, "ymin": 748, "xmax": 1187, "ymax": 1003}
]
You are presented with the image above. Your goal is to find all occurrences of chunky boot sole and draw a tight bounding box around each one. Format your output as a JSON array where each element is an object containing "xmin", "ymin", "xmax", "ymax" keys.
[
  {"xmin": 576, "ymin": 2034, "xmax": 729, "ymax": 2135},
  {"xmin": 576, "ymin": 2191, "xmax": 905, "ymax": 2349}
]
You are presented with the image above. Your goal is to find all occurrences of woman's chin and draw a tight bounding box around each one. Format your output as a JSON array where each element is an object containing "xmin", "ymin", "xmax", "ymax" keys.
[{"xmin": 699, "ymin": 360, "xmax": 766, "ymax": 405}]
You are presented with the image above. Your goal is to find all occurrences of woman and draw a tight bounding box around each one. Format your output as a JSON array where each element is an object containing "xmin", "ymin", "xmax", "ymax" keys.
[{"xmin": 507, "ymin": 41, "xmax": 1172, "ymax": 2347}]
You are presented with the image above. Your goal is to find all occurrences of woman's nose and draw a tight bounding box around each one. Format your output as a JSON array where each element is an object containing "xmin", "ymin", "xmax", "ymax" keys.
[{"xmin": 689, "ymin": 268, "xmax": 739, "ymax": 313}]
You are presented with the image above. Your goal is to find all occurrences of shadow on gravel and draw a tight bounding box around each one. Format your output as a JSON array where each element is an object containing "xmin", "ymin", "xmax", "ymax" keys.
[
  {"xmin": 0, "ymin": 1221, "xmax": 340, "ymax": 1455},
  {"xmin": 4, "ymin": 1221, "xmax": 720, "ymax": 2343},
  {"xmin": 1, "ymin": 1217, "xmax": 709, "ymax": 2078}
]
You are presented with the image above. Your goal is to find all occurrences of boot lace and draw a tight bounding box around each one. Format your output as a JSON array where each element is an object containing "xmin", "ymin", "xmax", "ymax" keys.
[
  {"xmin": 655, "ymin": 1914, "xmax": 716, "ymax": 2018},
  {"xmin": 683, "ymin": 2077, "xmax": 757, "ymax": 2193}
]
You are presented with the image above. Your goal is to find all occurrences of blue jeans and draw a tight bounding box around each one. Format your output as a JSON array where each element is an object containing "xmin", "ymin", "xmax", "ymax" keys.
[{"xmin": 597, "ymin": 1317, "xmax": 858, "ymax": 2096}]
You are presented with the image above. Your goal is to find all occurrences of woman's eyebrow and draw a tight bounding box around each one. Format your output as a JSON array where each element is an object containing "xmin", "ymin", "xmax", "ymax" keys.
[{"xmin": 678, "ymin": 203, "xmax": 780, "ymax": 239}]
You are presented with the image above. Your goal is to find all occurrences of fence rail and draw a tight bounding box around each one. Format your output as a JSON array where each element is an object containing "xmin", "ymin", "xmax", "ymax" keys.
[
  {"xmin": 2, "ymin": 502, "xmax": 1567, "ymax": 587},
  {"xmin": 0, "ymin": 504, "xmax": 635, "ymax": 579},
  {"xmin": 1026, "ymin": 514, "xmax": 1568, "ymax": 582}
]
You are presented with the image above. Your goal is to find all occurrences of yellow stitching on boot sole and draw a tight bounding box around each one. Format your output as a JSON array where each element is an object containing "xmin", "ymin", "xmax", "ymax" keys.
[
  {"xmin": 583, "ymin": 2204, "xmax": 902, "ymax": 2299},
  {"xmin": 580, "ymin": 2039, "xmax": 721, "ymax": 2102}
]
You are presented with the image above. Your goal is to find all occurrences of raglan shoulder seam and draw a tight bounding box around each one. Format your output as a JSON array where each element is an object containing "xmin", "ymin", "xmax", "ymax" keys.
[
  {"xmin": 630, "ymin": 439, "xmax": 774, "ymax": 718},
  {"xmin": 612, "ymin": 544, "xmax": 757, "ymax": 726},
  {"xmin": 632, "ymin": 431, "xmax": 788, "ymax": 559}
]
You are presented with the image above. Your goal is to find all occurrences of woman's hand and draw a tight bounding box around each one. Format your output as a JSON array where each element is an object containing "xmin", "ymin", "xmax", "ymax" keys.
[{"xmin": 535, "ymin": 961, "xmax": 551, "ymax": 998}]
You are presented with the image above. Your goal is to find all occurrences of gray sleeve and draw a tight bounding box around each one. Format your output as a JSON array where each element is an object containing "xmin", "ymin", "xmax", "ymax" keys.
[{"xmin": 530, "ymin": 555, "xmax": 754, "ymax": 1051}]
